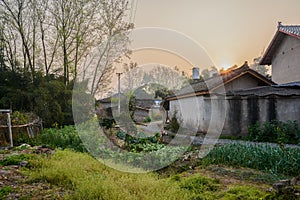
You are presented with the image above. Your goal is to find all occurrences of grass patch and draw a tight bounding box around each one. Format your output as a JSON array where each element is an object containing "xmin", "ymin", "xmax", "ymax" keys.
[
  {"xmin": 0, "ymin": 186, "xmax": 13, "ymax": 199},
  {"xmin": 0, "ymin": 153, "xmax": 37, "ymax": 166},
  {"xmin": 26, "ymin": 149, "xmax": 277, "ymax": 200},
  {"xmin": 0, "ymin": 149, "xmax": 10, "ymax": 154},
  {"xmin": 29, "ymin": 149, "xmax": 192, "ymax": 200},
  {"xmin": 178, "ymin": 175, "xmax": 220, "ymax": 200},
  {"xmin": 221, "ymin": 186, "xmax": 266, "ymax": 200}
]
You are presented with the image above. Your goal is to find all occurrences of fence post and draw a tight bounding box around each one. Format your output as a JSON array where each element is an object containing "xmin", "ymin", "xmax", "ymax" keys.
[{"xmin": 7, "ymin": 112, "xmax": 13, "ymax": 148}]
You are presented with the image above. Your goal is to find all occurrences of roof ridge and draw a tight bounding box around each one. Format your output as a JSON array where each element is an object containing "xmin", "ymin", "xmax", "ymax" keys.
[{"xmin": 280, "ymin": 25, "xmax": 300, "ymax": 27}]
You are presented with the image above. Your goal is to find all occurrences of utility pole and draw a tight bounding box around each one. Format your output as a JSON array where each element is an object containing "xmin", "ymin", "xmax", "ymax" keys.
[{"xmin": 116, "ymin": 72, "xmax": 122, "ymax": 115}]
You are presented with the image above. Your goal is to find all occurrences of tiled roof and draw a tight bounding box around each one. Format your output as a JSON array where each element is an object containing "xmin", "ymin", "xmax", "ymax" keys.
[
  {"xmin": 273, "ymin": 81, "xmax": 300, "ymax": 88},
  {"xmin": 230, "ymin": 85, "xmax": 300, "ymax": 97},
  {"xmin": 260, "ymin": 22, "xmax": 300, "ymax": 65},
  {"xmin": 97, "ymin": 95, "xmax": 155, "ymax": 109},
  {"xmin": 278, "ymin": 25, "xmax": 300, "ymax": 38},
  {"xmin": 166, "ymin": 62, "xmax": 274, "ymax": 100}
]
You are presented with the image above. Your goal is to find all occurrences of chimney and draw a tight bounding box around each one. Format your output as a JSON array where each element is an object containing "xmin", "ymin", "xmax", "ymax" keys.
[
  {"xmin": 209, "ymin": 69, "xmax": 218, "ymax": 77},
  {"xmin": 192, "ymin": 67, "xmax": 200, "ymax": 80}
]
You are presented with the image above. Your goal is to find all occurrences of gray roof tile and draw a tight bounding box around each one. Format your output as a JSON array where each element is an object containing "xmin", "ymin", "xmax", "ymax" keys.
[{"xmin": 279, "ymin": 25, "xmax": 300, "ymax": 37}]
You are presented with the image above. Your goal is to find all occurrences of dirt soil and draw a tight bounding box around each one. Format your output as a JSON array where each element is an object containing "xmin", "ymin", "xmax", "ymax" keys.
[{"xmin": 0, "ymin": 147, "xmax": 69, "ymax": 199}]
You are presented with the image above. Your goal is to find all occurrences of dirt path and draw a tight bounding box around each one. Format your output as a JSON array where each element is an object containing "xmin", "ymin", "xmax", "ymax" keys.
[{"xmin": 137, "ymin": 121, "xmax": 163, "ymax": 136}]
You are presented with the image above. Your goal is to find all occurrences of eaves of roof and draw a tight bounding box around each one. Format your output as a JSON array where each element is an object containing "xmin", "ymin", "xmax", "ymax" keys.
[
  {"xmin": 260, "ymin": 24, "xmax": 300, "ymax": 65},
  {"xmin": 165, "ymin": 65, "xmax": 274, "ymax": 101}
]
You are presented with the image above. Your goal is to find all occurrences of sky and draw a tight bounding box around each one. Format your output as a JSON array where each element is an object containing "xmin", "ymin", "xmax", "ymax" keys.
[{"xmin": 129, "ymin": 0, "xmax": 300, "ymax": 72}]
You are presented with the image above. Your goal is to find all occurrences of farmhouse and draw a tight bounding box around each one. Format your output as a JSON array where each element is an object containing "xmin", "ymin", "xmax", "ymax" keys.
[
  {"xmin": 163, "ymin": 63, "xmax": 276, "ymax": 136},
  {"xmin": 260, "ymin": 22, "xmax": 300, "ymax": 84},
  {"xmin": 163, "ymin": 23, "xmax": 300, "ymax": 136},
  {"xmin": 97, "ymin": 95, "xmax": 157, "ymax": 122}
]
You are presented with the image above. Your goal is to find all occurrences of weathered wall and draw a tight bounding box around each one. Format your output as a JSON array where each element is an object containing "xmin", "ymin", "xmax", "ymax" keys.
[
  {"xmin": 213, "ymin": 73, "xmax": 270, "ymax": 94},
  {"xmin": 272, "ymin": 36, "xmax": 300, "ymax": 84},
  {"xmin": 169, "ymin": 95, "xmax": 300, "ymax": 136},
  {"xmin": 222, "ymin": 74, "xmax": 267, "ymax": 92}
]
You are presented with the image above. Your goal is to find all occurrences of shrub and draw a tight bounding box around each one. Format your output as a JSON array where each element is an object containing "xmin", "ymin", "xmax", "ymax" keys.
[
  {"xmin": 38, "ymin": 126, "xmax": 87, "ymax": 152},
  {"xmin": 143, "ymin": 116, "xmax": 152, "ymax": 123},
  {"xmin": 248, "ymin": 120, "xmax": 300, "ymax": 145},
  {"xmin": 166, "ymin": 110, "xmax": 181, "ymax": 133},
  {"xmin": 99, "ymin": 118, "xmax": 115, "ymax": 129}
]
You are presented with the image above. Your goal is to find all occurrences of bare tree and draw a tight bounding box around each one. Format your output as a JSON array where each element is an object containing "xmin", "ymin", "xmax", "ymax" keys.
[
  {"xmin": 0, "ymin": 19, "xmax": 19, "ymax": 71},
  {"xmin": 1, "ymin": 0, "xmax": 133, "ymax": 88},
  {"xmin": 121, "ymin": 61, "xmax": 143, "ymax": 90},
  {"xmin": 0, "ymin": 0, "xmax": 37, "ymax": 77},
  {"xmin": 34, "ymin": 0, "xmax": 58, "ymax": 76},
  {"xmin": 78, "ymin": 0, "xmax": 133, "ymax": 96},
  {"xmin": 147, "ymin": 65, "xmax": 187, "ymax": 90}
]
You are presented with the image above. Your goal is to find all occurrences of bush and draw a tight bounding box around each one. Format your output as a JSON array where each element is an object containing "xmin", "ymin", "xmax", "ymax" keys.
[
  {"xmin": 166, "ymin": 110, "xmax": 181, "ymax": 133},
  {"xmin": 38, "ymin": 126, "xmax": 87, "ymax": 152},
  {"xmin": 116, "ymin": 131, "xmax": 160, "ymax": 148},
  {"xmin": 99, "ymin": 118, "xmax": 115, "ymax": 129},
  {"xmin": 248, "ymin": 120, "xmax": 300, "ymax": 145},
  {"xmin": 143, "ymin": 116, "xmax": 152, "ymax": 123}
]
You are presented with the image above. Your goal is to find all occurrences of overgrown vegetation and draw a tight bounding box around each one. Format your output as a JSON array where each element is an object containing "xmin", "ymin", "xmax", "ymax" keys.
[
  {"xmin": 27, "ymin": 149, "xmax": 276, "ymax": 200},
  {"xmin": 38, "ymin": 126, "xmax": 87, "ymax": 152},
  {"xmin": 6, "ymin": 124, "xmax": 297, "ymax": 199},
  {"xmin": 248, "ymin": 120, "xmax": 300, "ymax": 145},
  {"xmin": 28, "ymin": 150, "xmax": 193, "ymax": 200},
  {"xmin": 35, "ymin": 125, "xmax": 300, "ymax": 177}
]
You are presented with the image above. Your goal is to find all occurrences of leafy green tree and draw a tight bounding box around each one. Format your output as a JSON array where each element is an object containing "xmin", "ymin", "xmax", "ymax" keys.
[{"xmin": 155, "ymin": 87, "xmax": 173, "ymax": 100}]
